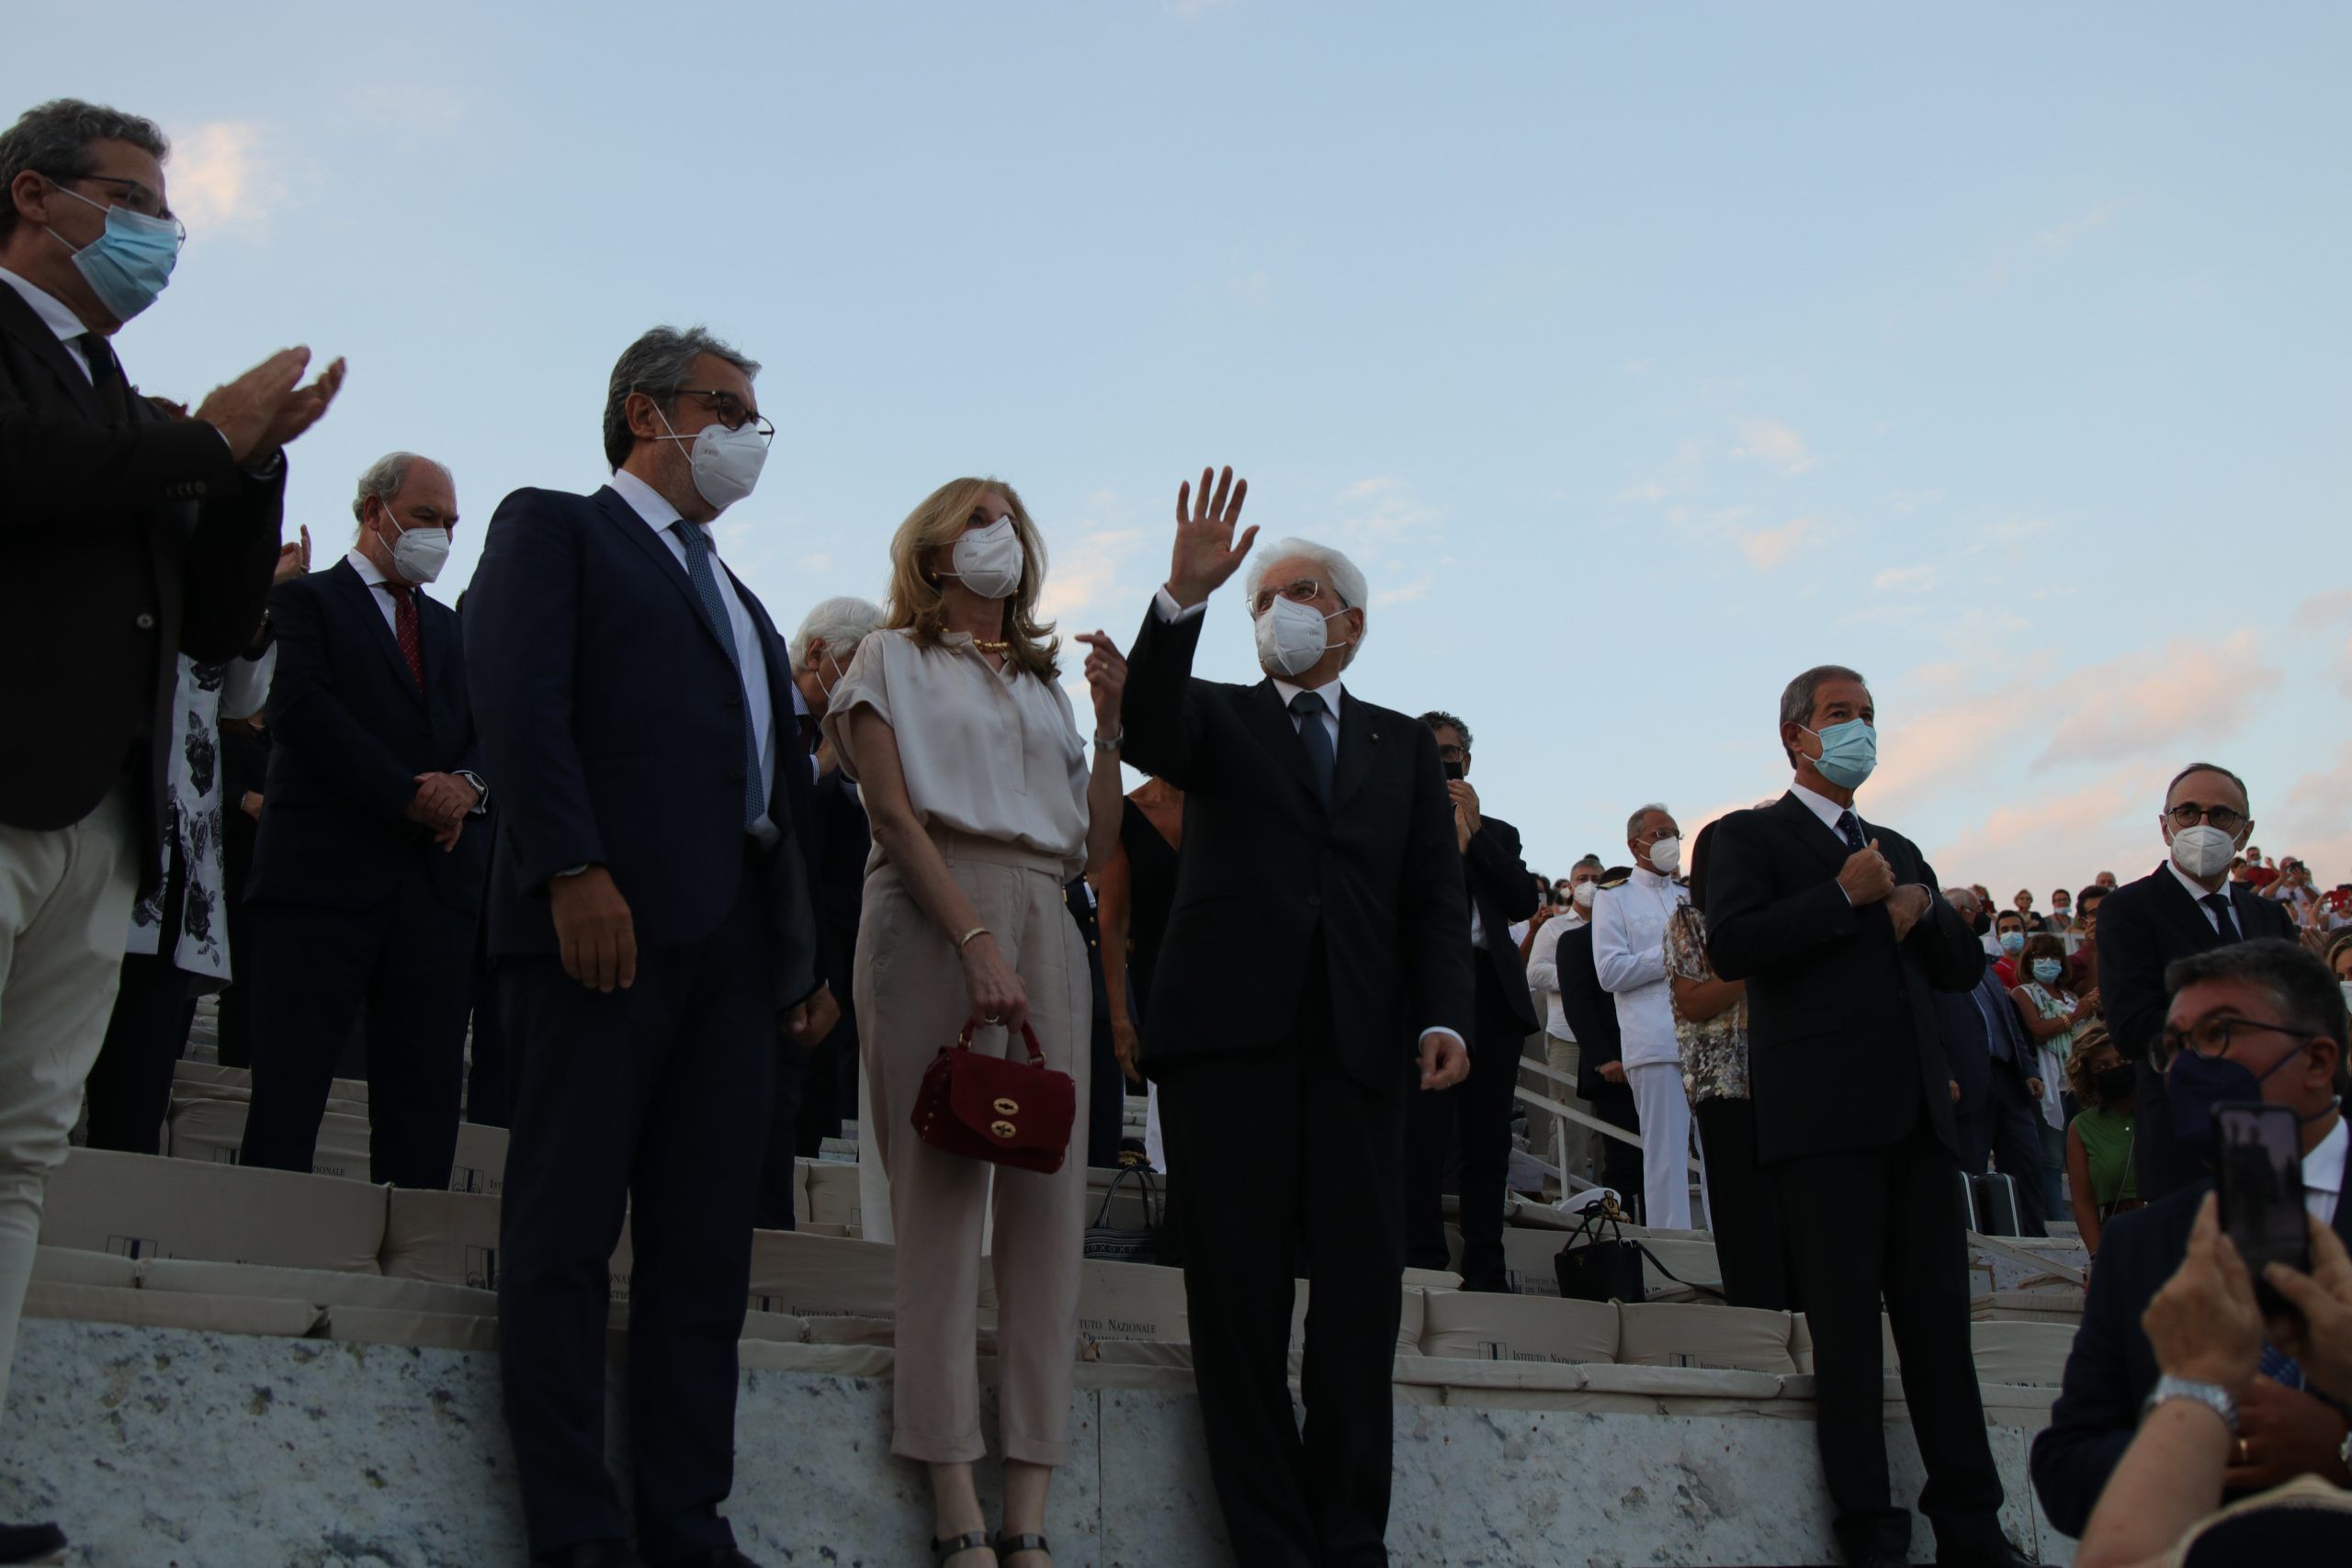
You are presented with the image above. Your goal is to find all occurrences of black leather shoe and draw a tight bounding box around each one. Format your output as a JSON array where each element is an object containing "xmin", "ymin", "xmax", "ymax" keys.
[
  {"xmin": 0, "ymin": 1522, "xmax": 66, "ymax": 1565},
  {"xmin": 534, "ymin": 1541, "xmax": 646, "ymax": 1568}
]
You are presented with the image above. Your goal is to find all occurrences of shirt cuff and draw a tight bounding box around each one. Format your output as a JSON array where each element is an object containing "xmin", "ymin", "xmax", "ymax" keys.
[
  {"xmin": 1154, "ymin": 586, "xmax": 1209, "ymax": 624},
  {"xmin": 1419, "ymin": 1026, "xmax": 1467, "ymax": 1053}
]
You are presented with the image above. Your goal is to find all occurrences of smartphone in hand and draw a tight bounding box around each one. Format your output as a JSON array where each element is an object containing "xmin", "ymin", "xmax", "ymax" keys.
[{"xmin": 2214, "ymin": 1100, "xmax": 2311, "ymax": 1319}]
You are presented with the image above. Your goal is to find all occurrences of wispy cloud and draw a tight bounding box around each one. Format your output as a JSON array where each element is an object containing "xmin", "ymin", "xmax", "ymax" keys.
[
  {"xmin": 1872, "ymin": 564, "xmax": 1939, "ymax": 593},
  {"xmin": 1729, "ymin": 416, "xmax": 1815, "ymax": 475},
  {"xmin": 1036, "ymin": 524, "xmax": 1147, "ymax": 626},
  {"xmin": 169, "ymin": 121, "xmax": 287, "ymax": 236},
  {"xmin": 2034, "ymin": 197, "xmax": 2124, "ymax": 254},
  {"xmin": 1736, "ymin": 514, "xmax": 1825, "ymax": 571}
]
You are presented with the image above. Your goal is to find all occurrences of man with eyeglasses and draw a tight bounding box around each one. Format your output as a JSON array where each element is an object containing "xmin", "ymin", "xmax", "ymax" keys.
[
  {"xmin": 0, "ymin": 97, "xmax": 344, "ymax": 1566},
  {"xmin": 1401, "ymin": 710, "xmax": 1538, "ymax": 1290},
  {"xmin": 466, "ymin": 325, "xmax": 834, "ymax": 1568},
  {"xmin": 2096, "ymin": 762, "xmax": 2295, "ymax": 1203},
  {"xmin": 2032, "ymin": 937, "xmax": 2351, "ymax": 1539}
]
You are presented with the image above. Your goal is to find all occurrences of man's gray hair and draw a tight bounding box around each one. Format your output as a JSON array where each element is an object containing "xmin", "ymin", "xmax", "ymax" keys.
[
  {"xmin": 602, "ymin": 325, "xmax": 761, "ymax": 469},
  {"xmin": 1779, "ymin": 663, "xmax": 1868, "ymax": 765},
  {"xmin": 1942, "ymin": 886, "xmax": 1982, "ymax": 917},
  {"xmin": 790, "ymin": 595, "xmax": 887, "ymax": 669},
  {"xmin": 0, "ymin": 99, "xmax": 169, "ymax": 243},
  {"xmin": 1626, "ymin": 802, "xmax": 1672, "ymax": 838},
  {"xmin": 351, "ymin": 452, "xmax": 448, "ymax": 525}
]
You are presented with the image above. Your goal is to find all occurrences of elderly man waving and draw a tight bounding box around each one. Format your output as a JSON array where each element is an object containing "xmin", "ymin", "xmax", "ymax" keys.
[{"xmin": 1121, "ymin": 466, "xmax": 1473, "ymax": 1568}]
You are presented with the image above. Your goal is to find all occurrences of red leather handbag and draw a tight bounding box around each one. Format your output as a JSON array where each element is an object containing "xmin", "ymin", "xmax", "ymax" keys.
[{"xmin": 912, "ymin": 1018, "xmax": 1077, "ymax": 1174}]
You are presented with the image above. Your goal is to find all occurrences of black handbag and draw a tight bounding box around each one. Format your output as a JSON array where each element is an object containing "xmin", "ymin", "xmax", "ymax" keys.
[
  {"xmin": 1083, "ymin": 1166, "xmax": 1165, "ymax": 1265},
  {"xmin": 1551, "ymin": 1201, "xmax": 1649, "ymax": 1303},
  {"xmin": 1550, "ymin": 1198, "xmax": 1725, "ymax": 1303}
]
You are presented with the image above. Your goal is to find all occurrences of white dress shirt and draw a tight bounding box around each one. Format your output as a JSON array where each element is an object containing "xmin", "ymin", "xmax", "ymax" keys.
[
  {"xmin": 345, "ymin": 547, "xmax": 406, "ymax": 637},
  {"xmin": 2166, "ymin": 858, "xmax": 2240, "ymax": 934},
  {"xmin": 0, "ymin": 266, "xmax": 91, "ymax": 378},
  {"xmin": 1591, "ymin": 867, "xmax": 1687, "ymax": 1068},
  {"xmin": 610, "ymin": 468, "xmax": 779, "ymax": 844},
  {"xmin": 1790, "ymin": 778, "xmax": 1857, "ymax": 840},
  {"xmin": 1526, "ymin": 910, "xmax": 1584, "ymax": 1043},
  {"xmin": 1149, "ymin": 585, "xmax": 1461, "ymax": 1053},
  {"xmin": 2304, "ymin": 1115, "xmax": 2346, "ymax": 1228}
]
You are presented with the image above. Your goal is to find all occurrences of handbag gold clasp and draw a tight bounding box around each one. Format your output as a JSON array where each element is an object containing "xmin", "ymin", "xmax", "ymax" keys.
[
  {"xmin": 993, "ymin": 1097, "xmax": 1020, "ymax": 1115},
  {"xmin": 990, "ymin": 1120, "xmax": 1017, "ymax": 1139}
]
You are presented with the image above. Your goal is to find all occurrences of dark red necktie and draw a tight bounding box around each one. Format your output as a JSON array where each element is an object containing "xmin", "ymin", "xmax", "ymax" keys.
[{"xmin": 388, "ymin": 583, "xmax": 424, "ymax": 691}]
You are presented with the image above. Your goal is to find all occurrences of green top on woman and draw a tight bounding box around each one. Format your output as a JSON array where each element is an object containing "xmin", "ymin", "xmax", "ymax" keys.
[{"xmin": 2071, "ymin": 1104, "xmax": 2138, "ymax": 1208}]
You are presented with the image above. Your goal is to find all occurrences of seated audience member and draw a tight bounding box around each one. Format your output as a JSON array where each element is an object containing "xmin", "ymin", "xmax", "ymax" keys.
[
  {"xmin": 2013, "ymin": 931, "xmax": 2092, "ymax": 1224},
  {"xmin": 2030, "ymin": 938, "xmax": 2349, "ymax": 1540},
  {"xmin": 2062, "ymin": 1023, "xmax": 2141, "ymax": 1257},
  {"xmin": 2047, "ymin": 887, "xmax": 2075, "ymax": 935},
  {"xmin": 2095, "ymin": 870, "xmax": 2120, "ymax": 890},
  {"xmin": 2073, "ymin": 1198, "xmax": 2352, "ymax": 1567},
  {"xmin": 2012, "ymin": 888, "xmax": 2045, "ymax": 933}
]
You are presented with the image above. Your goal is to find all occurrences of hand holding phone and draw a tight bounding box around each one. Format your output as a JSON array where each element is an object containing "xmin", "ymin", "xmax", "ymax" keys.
[{"xmin": 2214, "ymin": 1100, "xmax": 2311, "ymax": 1319}]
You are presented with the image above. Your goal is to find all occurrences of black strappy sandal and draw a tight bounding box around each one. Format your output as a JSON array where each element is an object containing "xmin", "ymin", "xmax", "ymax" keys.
[
  {"xmin": 995, "ymin": 1530, "xmax": 1050, "ymax": 1565},
  {"xmin": 932, "ymin": 1529, "xmax": 997, "ymax": 1564}
]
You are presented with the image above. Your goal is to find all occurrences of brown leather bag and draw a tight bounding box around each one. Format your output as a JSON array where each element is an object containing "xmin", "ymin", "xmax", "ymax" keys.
[{"xmin": 912, "ymin": 1018, "xmax": 1077, "ymax": 1174}]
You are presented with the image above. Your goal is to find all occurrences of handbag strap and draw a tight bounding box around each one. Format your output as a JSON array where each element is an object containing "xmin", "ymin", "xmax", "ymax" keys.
[
  {"xmin": 1091, "ymin": 1165, "xmax": 1163, "ymax": 1229},
  {"xmin": 956, "ymin": 1016, "xmax": 1047, "ymax": 1067}
]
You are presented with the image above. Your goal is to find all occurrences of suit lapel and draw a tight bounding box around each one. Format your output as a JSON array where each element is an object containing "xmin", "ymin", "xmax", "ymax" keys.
[
  {"xmin": 329, "ymin": 559, "xmax": 425, "ymax": 708},
  {"xmin": 0, "ymin": 284, "xmax": 105, "ymax": 423},
  {"xmin": 1240, "ymin": 680, "xmax": 1322, "ymax": 810},
  {"xmin": 415, "ymin": 591, "xmax": 454, "ymax": 738},
  {"xmin": 592, "ymin": 485, "xmax": 736, "ymax": 663},
  {"xmin": 1770, "ymin": 791, "xmax": 1849, "ymax": 878},
  {"xmin": 2151, "ymin": 863, "xmax": 2227, "ymax": 952},
  {"xmin": 1331, "ymin": 690, "xmax": 1380, "ymax": 813}
]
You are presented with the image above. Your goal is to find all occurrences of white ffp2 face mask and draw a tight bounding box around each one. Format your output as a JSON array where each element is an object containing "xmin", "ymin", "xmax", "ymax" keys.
[
  {"xmin": 386, "ymin": 518, "xmax": 451, "ymax": 584},
  {"xmin": 1255, "ymin": 594, "xmax": 1346, "ymax": 678},
  {"xmin": 946, "ymin": 517, "xmax": 1024, "ymax": 600},
  {"xmin": 1647, "ymin": 837, "xmax": 1682, "ymax": 875},
  {"xmin": 1571, "ymin": 880, "xmax": 1596, "ymax": 911},
  {"xmin": 654, "ymin": 405, "xmax": 770, "ymax": 512},
  {"xmin": 2169, "ymin": 823, "xmax": 2240, "ymax": 880}
]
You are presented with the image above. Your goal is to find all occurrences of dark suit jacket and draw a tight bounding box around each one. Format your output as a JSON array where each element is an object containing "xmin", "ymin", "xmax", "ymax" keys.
[
  {"xmin": 1705, "ymin": 793, "xmax": 1984, "ymax": 1164},
  {"xmin": 1119, "ymin": 604, "xmax": 1473, "ymax": 1096},
  {"xmin": 2030, "ymin": 1178, "xmax": 2352, "ymax": 1538},
  {"xmin": 246, "ymin": 560, "xmax": 488, "ymax": 913},
  {"xmin": 2096, "ymin": 863, "xmax": 2296, "ymax": 1066},
  {"xmin": 1465, "ymin": 811, "xmax": 1540, "ymax": 1032},
  {"xmin": 464, "ymin": 485, "xmax": 820, "ymax": 1010},
  {"xmin": 1937, "ymin": 966, "xmax": 2041, "ymax": 1124},
  {"xmin": 1552, "ymin": 918, "xmax": 1630, "ymax": 1103},
  {"xmin": 0, "ymin": 284, "xmax": 283, "ymax": 855},
  {"xmin": 809, "ymin": 767, "xmax": 871, "ymax": 1009}
]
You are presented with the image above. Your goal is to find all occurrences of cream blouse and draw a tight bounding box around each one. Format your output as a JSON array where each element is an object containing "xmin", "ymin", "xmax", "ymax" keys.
[{"xmin": 822, "ymin": 628, "xmax": 1090, "ymax": 876}]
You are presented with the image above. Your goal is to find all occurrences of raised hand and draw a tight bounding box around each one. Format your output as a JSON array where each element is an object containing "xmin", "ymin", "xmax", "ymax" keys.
[
  {"xmin": 1078, "ymin": 630, "xmax": 1125, "ymax": 735},
  {"xmin": 195, "ymin": 348, "xmax": 311, "ymax": 466},
  {"xmin": 1165, "ymin": 465, "xmax": 1256, "ymax": 610},
  {"xmin": 272, "ymin": 524, "xmax": 312, "ymax": 584},
  {"xmin": 251, "ymin": 355, "xmax": 347, "ymax": 466}
]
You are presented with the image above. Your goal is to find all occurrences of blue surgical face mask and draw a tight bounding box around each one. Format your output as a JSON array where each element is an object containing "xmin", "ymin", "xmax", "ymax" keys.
[
  {"xmin": 2031, "ymin": 958, "xmax": 2064, "ymax": 984},
  {"xmin": 1799, "ymin": 717, "xmax": 1877, "ymax": 790},
  {"xmin": 47, "ymin": 183, "xmax": 181, "ymax": 323},
  {"xmin": 2000, "ymin": 932, "xmax": 2026, "ymax": 954}
]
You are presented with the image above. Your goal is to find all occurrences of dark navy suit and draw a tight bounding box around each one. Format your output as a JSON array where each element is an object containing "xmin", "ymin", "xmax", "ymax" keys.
[
  {"xmin": 1936, "ymin": 966, "xmax": 2051, "ymax": 1235},
  {"xmin": 464, "ymin": 481, "xmax": 821, "ymax": 1562},
  {"xmin": 240, "ymin": 558, "xmax": 487, "ymax": 1188}
]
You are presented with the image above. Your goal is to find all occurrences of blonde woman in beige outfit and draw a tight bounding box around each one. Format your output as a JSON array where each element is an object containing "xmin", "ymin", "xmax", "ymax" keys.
[{"xmin": 822, "ymin": 477, "xmax": 1126, "ymax": 1568}]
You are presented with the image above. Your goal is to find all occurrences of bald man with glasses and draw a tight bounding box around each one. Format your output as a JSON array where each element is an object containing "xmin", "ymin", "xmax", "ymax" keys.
[{"xmin": 2096, "ymin": 762, "xmax": 2297, "ymax": 1202}]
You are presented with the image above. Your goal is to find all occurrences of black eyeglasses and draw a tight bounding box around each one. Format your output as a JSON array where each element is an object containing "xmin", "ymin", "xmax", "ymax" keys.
[
  {"xmin": 2158, "ymin": 1014, "xmax": 2308, "ymax": 1063},
  {"xmin": 2166, "ymin": 802, "xmax": 2247, "ymax": 833},
  {"xmin": 1434, "ymin": 743, "xmax": 1469, "ymax": 761},
  {"xmin": 657, "ymin": 387, "xmax": 774, "ymax": 440}
]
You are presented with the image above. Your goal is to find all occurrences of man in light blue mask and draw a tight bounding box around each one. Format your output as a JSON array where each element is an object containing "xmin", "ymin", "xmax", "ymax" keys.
[
  {"xmin": 0, "ymin": 98, "xmax": 345, "ymax": 1566},
  {"xmin": 1706, "ymin": 663, "xmax": 2026, "ymax": 1567}
]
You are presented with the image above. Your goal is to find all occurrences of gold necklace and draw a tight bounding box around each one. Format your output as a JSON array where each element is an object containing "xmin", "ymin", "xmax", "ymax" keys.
[{"xmin": 973, "ymin": 637, "xmax": 1012, "ymax": 655}]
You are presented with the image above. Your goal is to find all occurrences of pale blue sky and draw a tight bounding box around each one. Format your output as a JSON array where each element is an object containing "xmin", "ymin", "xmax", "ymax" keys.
[{"xmin": 17, "ymin": 2, "xmax": 2349, "ymax": 891}]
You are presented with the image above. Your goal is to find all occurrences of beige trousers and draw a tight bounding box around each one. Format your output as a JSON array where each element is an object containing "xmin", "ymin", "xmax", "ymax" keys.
[
  {"xmin": 854, "ymin": 829, "xmax": 1090, "ymax": 1467},
  {"xmin": 1542, "ymin": 1034, "xmax": 1598, "ymax": 1182},
  {"xmin": 0, "ymin": 784, "xmax": 140, "ymax": 1404}
]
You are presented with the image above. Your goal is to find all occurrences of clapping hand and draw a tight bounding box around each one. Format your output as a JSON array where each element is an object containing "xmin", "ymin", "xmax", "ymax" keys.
[
  {"xmin": 1447, "ymin": 778, "xmax": 1482, "ymax": 840},
  {"xmin": 1164, "ymin": 465, "xmax": 1255, "ymax": 610},
  {"xmin": 272, "ymin": 525, "xmax": 312, "ymax": 585},
  {"xmin": 1078, "ymin": 630, "xmax": 1125, "ymax": 734},
  {"xmin": 253, "ymin": 355, "xmax": 346, "ymax": 466},
  {"xmin": 194, "ymin": 349, "xmax": 319, "ymax": 467}
]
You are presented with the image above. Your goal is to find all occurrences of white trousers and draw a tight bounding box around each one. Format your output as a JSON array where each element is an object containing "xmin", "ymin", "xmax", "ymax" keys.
[
  {"xmin": 1627, "ymin": 1060, "xmax": 1693, "ymax": 1231},
  {"xmin": 0, "ymin": 784, "xmax": 140, "ymax": 1405}
]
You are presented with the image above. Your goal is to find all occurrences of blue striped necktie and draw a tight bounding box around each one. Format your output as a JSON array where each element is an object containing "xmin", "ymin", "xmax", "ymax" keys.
[{"xmin": 669, "ymin": 521, "xmax": 764, "ymax": 829}]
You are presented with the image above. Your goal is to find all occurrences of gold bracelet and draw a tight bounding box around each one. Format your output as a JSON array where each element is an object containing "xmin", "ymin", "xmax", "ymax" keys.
[{"xmin": 956, "ymin": 926, "xmax": 991, "ymax": 953}]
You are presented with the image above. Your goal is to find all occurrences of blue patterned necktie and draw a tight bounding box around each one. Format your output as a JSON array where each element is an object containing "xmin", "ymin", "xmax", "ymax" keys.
[
  {"xmin": 669, "ymin": 521, "xmax": 764, "ymax": 830},
  {"xmin": 1289, "ymin": 690, "xmax": 1334, "ymax": 809},
  {"xmin": 1836, "ymin": 809, "xmax": 1867, "ymax": 854}
]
